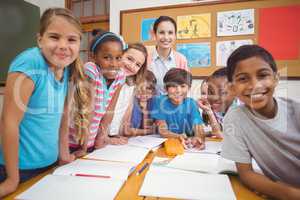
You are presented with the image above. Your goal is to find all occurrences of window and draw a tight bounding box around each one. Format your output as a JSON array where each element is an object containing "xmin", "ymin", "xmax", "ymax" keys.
[{"xmin": 66, "ymin": 0, "xmax": 110, "ymax": 63}]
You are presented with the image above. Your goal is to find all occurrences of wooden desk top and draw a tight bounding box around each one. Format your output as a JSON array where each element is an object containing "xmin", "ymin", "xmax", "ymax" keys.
[{"xmin": 4, "ymin": 147, "xmax": 267, "ymax": 200}]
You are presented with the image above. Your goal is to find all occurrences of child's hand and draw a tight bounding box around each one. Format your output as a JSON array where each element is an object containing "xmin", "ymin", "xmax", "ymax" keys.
[
  {"xmin": 94, "ymin": 134, "xmax": 108, "ymax": 149},
  {"xmin": 73, "ymin": 149, "xmax": 88, "ymax": 158},
  {"xmin": 107, "ymin": 136, "xmax": 128, "ymax": 145},
  {"xmin": 178, "ymin": 134, "xmax": 188, "ymax": 149},
  {"xmin": 59, "ymin": 153, "xmax": 75, "ymax": 165},
  {"xmin": 198, "ymin": 98, "xmax": 212, "ymax": 113},
  {"xmin": 0, "ymin": 177, "xmax": 19, "ymax": 198},
  {"xmin": 211, "ymin": 132, "xmax": 223, "ymax": 139},
  {"xmin": 190, "ymin": 136, "xmax": 205, "ymax": 150}
]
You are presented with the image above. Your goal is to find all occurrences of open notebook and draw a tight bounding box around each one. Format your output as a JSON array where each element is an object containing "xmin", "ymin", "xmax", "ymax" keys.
[
  {"xmin": 139, "ymin": 165, "xmax": 236, "ymax": 200},
  {"xmin": 166, "ymin": 152, "xmax": 263, "ymax": 175},
  {"xmin": 16, "ymin": 174, "xmax": 124, "ymax": 200},
  {"xmin": 127, "ymin": 135, "xmax": 167, "ymax": 150},
  {"xmin": 53, "ymin": 159, "xmax": 135, "ymax": 181},
  {"xmin": 84, "ymin": 144, "xmax": 150, "ymax": 165}
]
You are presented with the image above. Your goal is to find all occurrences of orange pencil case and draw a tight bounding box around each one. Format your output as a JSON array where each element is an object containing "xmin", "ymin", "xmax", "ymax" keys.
[{"xmin": 164, "ymin": 138, "xmax": 184, "ymax": 156}]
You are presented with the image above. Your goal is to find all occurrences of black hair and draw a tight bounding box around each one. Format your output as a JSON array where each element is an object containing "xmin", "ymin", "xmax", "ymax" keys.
[
  {"xmin": 153, "ymin": 16, "xmax": 177, "ymax": 33},
  {"xmin": 210, "ymin": 67, "xmax": 227, "ymax": 79},
  {"xmin": 89, "ymin": 29, "xmax": 123, "ymax": 54},
  {"xmin": 227, "ymin": 44, "xmax": 277, "ymax": 82},
  {"xmin": 163, "ymin": 68, "xmax": 192, "ymax": 88}
]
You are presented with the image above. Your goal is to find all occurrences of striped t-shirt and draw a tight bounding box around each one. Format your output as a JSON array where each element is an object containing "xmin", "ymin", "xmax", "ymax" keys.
[{"xmin": 69, "ymin": 62, "xmax": 125, "ymax": 148}]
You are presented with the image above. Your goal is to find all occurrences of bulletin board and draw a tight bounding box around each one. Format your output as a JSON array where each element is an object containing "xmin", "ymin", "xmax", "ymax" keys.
[{"xmin": 120, "ymin": 0, "xmax": 300, "ymax": 79}]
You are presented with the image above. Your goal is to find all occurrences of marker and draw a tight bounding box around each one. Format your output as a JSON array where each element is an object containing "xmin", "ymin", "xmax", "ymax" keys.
[
  {"xmin": 74, "ymin": 173, "xmax": 111, "ymax": 179},
  {"xmin": 136, "ymin": 162, "xmax": 149, "ymax": 175}
]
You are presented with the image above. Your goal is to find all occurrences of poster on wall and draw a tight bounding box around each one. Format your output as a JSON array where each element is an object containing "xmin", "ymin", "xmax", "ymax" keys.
[
  {"xmin": 217, "ymin": 9, "xmax": 255, "ymax": 36},
  {"xmin": 177, "ymin": 13, "xmax": 211, "ymax": 39},
  {"xmin": 216, "ymin": 39, "xmax": 253, "ymax": 66},
  {"xmin": 176, "ymin": 43, "xmax": 211, "ymax": 67},
  {"xmin": 141, "ymin": 18, "xmax": 156, "ymax": 42}
]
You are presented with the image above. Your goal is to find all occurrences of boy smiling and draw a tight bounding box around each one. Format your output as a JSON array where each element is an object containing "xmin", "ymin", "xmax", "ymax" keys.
[
  {"xmin": 151, "ymin": 68, "xmax": 205, "ymax": 149},
  {"xmin": 221, "ymin": 45, "xmax": 300, "ymax": 200}
]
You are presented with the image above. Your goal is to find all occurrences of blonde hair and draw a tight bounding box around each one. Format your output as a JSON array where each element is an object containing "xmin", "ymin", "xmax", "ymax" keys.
[{"xmin": 40, "ymin": 8, "xmax": 91, "ymax": 146}]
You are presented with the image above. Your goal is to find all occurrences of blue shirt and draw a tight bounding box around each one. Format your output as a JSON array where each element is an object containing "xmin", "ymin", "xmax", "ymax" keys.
[
  {"xmin": 0, "ymin": 47, "xmax": 69, "ymax": 169},
  {"xmin": 151, "ymin": 95, "xmax": 203, "ymax": 136}
]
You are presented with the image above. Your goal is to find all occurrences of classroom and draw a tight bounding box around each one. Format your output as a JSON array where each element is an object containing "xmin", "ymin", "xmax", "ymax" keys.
[{"xmin": 0, "ymin": 0, "xmax": 299, "ymax": 199}]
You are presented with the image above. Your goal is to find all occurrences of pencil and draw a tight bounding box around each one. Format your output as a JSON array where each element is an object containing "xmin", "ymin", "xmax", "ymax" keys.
[{"xmin": 136, "ymin": 162, "xmax": 149, "ymax": 175}]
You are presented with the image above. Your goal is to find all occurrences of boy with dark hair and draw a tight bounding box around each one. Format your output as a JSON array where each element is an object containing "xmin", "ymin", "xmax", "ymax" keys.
[
  {"xmin": 151, "ymin": 68, "xmax": 205, "ymax": 149},
  {"xmin": 222, "ymin": 44, "xmax": 300, "ymax": 199}
]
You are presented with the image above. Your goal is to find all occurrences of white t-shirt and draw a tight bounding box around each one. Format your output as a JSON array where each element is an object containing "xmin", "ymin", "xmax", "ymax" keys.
[
  {"xmin": 108, "ymin": 84, "xmax": 135, "ymax": 136},
  {"xmin": 221, "ymin": 97, "xmax": 300, "ymax": 187}
]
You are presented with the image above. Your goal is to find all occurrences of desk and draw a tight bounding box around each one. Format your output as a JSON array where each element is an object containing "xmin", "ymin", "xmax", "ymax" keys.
[{"xmin": 4, "ymin": 148, "xmax": 267, "ymax": 200}]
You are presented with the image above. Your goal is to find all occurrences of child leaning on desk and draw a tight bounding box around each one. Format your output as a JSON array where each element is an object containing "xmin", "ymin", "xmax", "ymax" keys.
[
  {"xmin": 0, "ymin": 8, "xmax": 83, "ymax": 197},
  {"xmin": 221, "ymin": 45, "xmax": 300, "ymax": 200},
  {"xmin": 151, "ymin": 68, "xmax": 206, "ymax": 150},
  {"xmin": 66, "ymin": 30, "xmax": 126, "ymax": 157}
]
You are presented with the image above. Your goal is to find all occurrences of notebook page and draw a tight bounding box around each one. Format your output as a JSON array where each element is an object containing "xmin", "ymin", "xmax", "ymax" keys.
[
  {"xmin": 128, "ymin": 135, "xmax": 167, "ymax": 149},
  {"xmin": 166, "ymin": 152, "xmax": 220, "ymax": 173},
  {"xmin": 139, "ymin": 165, "xmax": 236, "ymax": 200},
  {"xmin": 84, "ymin": 144, "xmax": 150, "ymax": 165},
  {"xmin": 16, "ymin": 174, "xmax": 124, "ymax": 200},
  {"xmin": 53, "ymin": 159, "xmax": 134, "ymax": 181}
]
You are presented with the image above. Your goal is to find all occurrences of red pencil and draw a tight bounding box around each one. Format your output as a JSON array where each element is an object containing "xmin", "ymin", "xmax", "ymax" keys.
[{"xmin": 74, "ymin": 173, "xmax": 111, "ymax": 179}]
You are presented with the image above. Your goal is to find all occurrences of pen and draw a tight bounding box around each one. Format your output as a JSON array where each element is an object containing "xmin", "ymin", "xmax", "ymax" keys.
[
  {"xmin": 136, "ymin": 162, "xmax": 149, "ymax": 175},
  {"xmin": 74, "ymin": 173, "xmax": 111, "ymax": 179}
]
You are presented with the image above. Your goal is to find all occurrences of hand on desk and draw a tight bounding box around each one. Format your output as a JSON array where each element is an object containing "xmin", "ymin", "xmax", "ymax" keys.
[
  {"xmin": 59, "ymin": 153, "xmax": 75, "ymax": 165},
  {"xmin": 107, "ymin": 136, "xmax": 128, "ymax": 145},
  {"xmin": 185, "ymin": 136, "xmax": 205, "ymax": 150},
  {"xmin": 0, "ymin": 177, "xmax": 19, "ymax": 198}
]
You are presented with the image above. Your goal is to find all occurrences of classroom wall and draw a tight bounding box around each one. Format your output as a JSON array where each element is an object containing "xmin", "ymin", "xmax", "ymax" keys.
[
  {"xmin": 24, "ymin": 0, "xmax": 64, "ymax": 14},
  {"xmin": 110, "ymin": 0, "xmax": 300, "ymax": 101}
]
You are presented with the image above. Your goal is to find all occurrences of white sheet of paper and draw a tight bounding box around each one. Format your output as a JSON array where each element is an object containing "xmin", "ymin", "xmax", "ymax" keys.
[
  {"xmin": 53, "ymin": 159, "xmax": 134, "ymax": 181},
  {"xmin": 166, "ymin": 152, "xmax": 220, "ymax": 173},
  {"xmin": 139, "ymin": 165, "xmax": 236, "ymax": 200},
  {"xmin": 16, "ymin": 175, "xmax": 124, "ymax": 200},
  {"xmin": 84, "ymin": 144, "xmax": 150, "ymax": 165},
  {"xmin": 185, "ymin": 141, "xmax": 222, "ymax": 154},
  {"xmin": 128, "ymin": 135, "xmax": 167, "ymax": 150}
]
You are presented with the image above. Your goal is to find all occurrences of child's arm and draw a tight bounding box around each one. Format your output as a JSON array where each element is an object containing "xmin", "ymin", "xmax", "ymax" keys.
[
  {"xmin": 236, "ymin": 163, "xmax": 300, "ymax": 200},
  {"xmin": 123, "ymin": 127, "xmax": 153, "ymax": 137},
  {"xmin": 190, "ymin": 124, "xmax": 206, "ymax": 150},
  {"xmin": 156, "ymin": 120, "xmax": 188, "ymax": 148},
  {"xmin": 95, "ymin": 85, "xmax": 127, "ymax": 147},
  {"xmin": 198, "ymin": 98, "xmax": 222, "ymax": 138},
  {"xmin": 0, "ymin": 73, "xmax": 34, "ymax": 197}
]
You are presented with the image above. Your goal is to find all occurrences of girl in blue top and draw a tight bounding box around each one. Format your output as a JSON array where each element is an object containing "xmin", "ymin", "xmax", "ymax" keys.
[{"xmin": 0, "ymin": 8, "xmax": 84, "ymax": 197}]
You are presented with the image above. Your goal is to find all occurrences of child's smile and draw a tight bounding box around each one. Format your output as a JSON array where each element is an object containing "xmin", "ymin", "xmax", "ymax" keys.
[{"xmin": 232, "ymin": 56, "xmax": 278, "ymax": 117}]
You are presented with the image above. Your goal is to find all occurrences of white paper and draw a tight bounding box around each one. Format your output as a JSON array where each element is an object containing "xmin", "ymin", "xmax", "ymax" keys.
[
  {"xmin": 139, "ymin": 165, "xmax": 236, "ymax": 200},
  {"xmin": 84, "ymin": 144, "xmax": 150, "ymax": 165},
  {"xmin": 16, "ymin": 175, "xmax": 124, "ymax": 200},
  {"xmin": 53, "ymin": 159, "xmax": 134, "ymax": 181},
  {"xmin": 217, "ymin": 9, "xmax": 255, "ymax": 36},
  {"xmin": 128, "ymin": 135, "xmax": 167, "ymax": 150},
  {"xmin": 216, "ymin": 39, "xmax": 253, "ymax": 66},
  {"xmin": 166, "ymin": 152, "xmax": 220, "ymax": 173}
]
